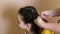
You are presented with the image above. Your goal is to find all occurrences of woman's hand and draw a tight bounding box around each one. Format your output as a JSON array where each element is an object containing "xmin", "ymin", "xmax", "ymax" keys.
[{"xmin": 41, "ymin": 10, "xmax": 54, "ymax": 20}]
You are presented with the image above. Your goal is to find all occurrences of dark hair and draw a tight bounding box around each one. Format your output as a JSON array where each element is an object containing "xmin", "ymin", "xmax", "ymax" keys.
[{"xmin": 18, "ymin": 6, "xmax": 43, "ymax": 34}]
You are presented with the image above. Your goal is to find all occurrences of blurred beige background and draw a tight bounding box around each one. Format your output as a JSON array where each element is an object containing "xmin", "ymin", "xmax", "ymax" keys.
[{"xmin": 0, "ymin": 0, "xmax": 60, "ymax": 34}]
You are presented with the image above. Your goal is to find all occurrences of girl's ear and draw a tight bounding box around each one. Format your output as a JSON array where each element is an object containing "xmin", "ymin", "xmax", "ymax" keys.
[
  {"xmin": 27, "ymin": 23, "xmax": 31, "ymax": 27},
  {"xmin": 26, "ymin": 23, "xmax": 31, "ymax": 30}
]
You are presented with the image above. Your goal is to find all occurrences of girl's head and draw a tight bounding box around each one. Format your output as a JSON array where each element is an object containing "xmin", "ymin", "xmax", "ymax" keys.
[{"xmin": 18, "ymin": 6, "xmax": 43, "ymax": 34}]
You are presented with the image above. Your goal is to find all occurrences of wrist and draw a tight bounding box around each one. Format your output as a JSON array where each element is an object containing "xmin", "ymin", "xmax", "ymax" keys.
[
  {"xmin": 53, "ymin": 10, "xmax": 60, "ymax": 17},
  {"xmin": 37, "ymin": 16, "xmax": 46, "ymax": 27}
]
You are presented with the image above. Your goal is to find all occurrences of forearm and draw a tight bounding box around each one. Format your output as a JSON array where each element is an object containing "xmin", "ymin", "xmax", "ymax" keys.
[{"xmin": 41, "ymin": 23, "xmax": 60, "ymax": 34}]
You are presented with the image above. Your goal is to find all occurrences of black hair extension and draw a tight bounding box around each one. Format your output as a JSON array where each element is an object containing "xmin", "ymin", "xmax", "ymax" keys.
[{"xmin": 42, "ymin": 18, "xmax": 48, "ymax": 23}]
